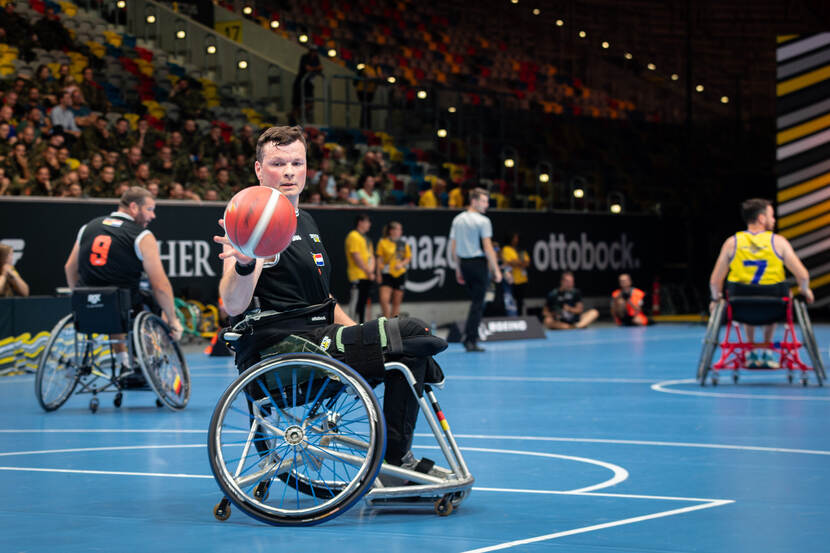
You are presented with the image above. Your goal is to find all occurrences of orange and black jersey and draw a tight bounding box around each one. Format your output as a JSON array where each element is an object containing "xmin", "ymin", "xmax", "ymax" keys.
[{"xmin": 77, "ymin": 212, "xmax": 150, "ymax": 290}]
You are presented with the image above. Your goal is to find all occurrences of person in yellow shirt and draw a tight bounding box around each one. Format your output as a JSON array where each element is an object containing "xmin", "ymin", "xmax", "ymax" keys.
[
  {"xmin": 709, "ymin": 198, "xmax": 814, "ymax": 367},
  {"xmin": 500, "ymin": 232, "xmax": 530, "ymax": 315},
  {"xmin": 345, "ymin": 213, "xmax": 375, "ymax": 322},
  {"xmin": 419, "ymin": 178, "xmax": 446, "ymax": 208},
  {"xmin": 375, "ymin": 221, "xmax": 412, "ymax": 318},
  {"xmin": 448, "ymin": 185, "xmax": 465, "ymax": 208}
]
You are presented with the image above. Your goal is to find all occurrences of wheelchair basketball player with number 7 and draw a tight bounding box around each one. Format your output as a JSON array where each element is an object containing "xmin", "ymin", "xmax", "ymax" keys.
[
  {"xmin": 209, "ymin": 126, "xmax": 473, "ymax": 525},
  {"xmin": 701, "ymin": 198, "xmax": 823, "ymax": 386}
]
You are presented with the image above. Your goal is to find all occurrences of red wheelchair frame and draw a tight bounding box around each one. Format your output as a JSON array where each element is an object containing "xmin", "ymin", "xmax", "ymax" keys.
[{"xmin": 697, "ymin": 296, "xmax": 825, "ymax": 387}]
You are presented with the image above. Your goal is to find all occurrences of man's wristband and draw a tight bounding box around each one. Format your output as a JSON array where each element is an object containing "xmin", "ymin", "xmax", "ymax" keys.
[{"xmin": 235, "ymin": 260, "xmax": 255, "ymax": 276}]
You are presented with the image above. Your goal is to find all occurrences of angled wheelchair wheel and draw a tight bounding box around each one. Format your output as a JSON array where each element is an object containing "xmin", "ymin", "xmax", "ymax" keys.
[
  {"xmin": 35, "ymin": 314, "xmax": 83, "ymax": 411},
  {"xmin": 133, "ymin": 312, "xmax": 190, "ymax": 410},
  {"xmin": 207, "ymin": 353, "xmax": 386, "ymax": 526},
  {"xmin": 697, "ymin": 300, "xmax": 725, "ymax": 386},
  {"xmin": 793, "ymin": 299, "xmax": 826, "ymax": 384}
]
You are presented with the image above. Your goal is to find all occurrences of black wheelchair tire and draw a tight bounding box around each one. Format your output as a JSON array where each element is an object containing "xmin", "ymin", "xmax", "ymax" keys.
[
  {"xmin": 793, "ymin": 299, "xmax": 825, "ymax": 383},
  {"xmin": 207, "ymin": 353, "xmax": 386, "ymax": 526},
  {"xmin": 35, "ymin": 314, "xmax": 81, "ymax": 412},
  {"xmin": 697, "ymin": 300, "xmax": 724, "ymax": 386},
  {"xmin": 133, "ymin": 312, "xmax": 190, "ymax": 410}
]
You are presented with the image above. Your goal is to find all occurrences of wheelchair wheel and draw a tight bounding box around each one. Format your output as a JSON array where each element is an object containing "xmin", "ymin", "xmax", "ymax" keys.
[
  {"xmin": 697, "ymin": 300, "xmax": 725, "ymax": 386},
  {"xmin": 133, "ymin": 312, "xmax": 190, "ymax": 410},
  {"xmin": 207, "ymin": 353, "xmax": 386, "ymax": 526},
  {"xmin": 793, "ymin": 299, "xmax": 826, "ymax": 383},
  {"xmin": 35, "ymin": 314, "xmax": 83, "ymax": 411}
]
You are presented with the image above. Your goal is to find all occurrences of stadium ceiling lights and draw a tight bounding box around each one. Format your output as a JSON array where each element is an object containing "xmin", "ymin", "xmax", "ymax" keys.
[
  {"xmin": 238, "ymin": 60, "xmax": 248, "ymax": 69},
  {"xmin": 327, "ymin": 49, "xmax": 337, "ymax": 57},
  {"xmin": 437, "ymin": 128, "xmax": 448, "ymax": 138},
  {"xmin": 448, "ymin": 106, "xmax": 457, "ymax": 113},
  {"xmin": 145, "ymin": 15, "xmax": 156, "ymax": 23},
  {"xmin": 601, "ymin": 41, "xmax": 610, "ymax": 49},
  {"xmin": 298, "ymin": 34, "xmax": 309, "ymax": 43},
  {"xmin": 532, "ymin": 8, "xmax": 540, "ymax": 15},
  {"xmin": 270, "ymin": 20, "xmax": 280, "ymax": 29},
  {"xmin": 504, "ymin": 158, "xmax": 515, "ymax": 168},
  {"xmin": 387, "ymin": 76, "xmax": 397, "ymax": 84},
  {"xmin": 670, "ymin": 73, "xmax": 679, "ymax": 81},
  {"xmin": 721, "ymin": 96, "xmax": 729, "ymax": 104},
  {"xmin": 624, "ymin": 52, "xmax": 632, "ymax": 60},
  {"xmin": 356, "ymin": 63, "xmax": 366, "ymax": 70},
  {"xmin": 206, "ymin": 45, "xmax": 216, "ymax": 54},
  {"xmin": 538, "ymin": 173, "xmax": 550, "ymax": 183},
  {"xmin": 647, "ymin": 63, "xmax": 656, "ymax": 70},
  {"xmin": 610, "ymin": 203, "xmax": 622, "ymax": 214},
  {"xmin": 116, "ymin": 0, "xmax": 126, "ymax": 8},
  {"xmin": 573, "ymin": 188, "xmax": 585, "ymax": 199},
  {"xmin": 695, "ymin": 84, "xmax": 704, "ymax": 92},
  {"xmin": 242, "ymin": 6, "xmax": 253, "ymax": 15},
  {"xmin": 176, "ymin": 30, "xmax": 186, "ymax": 39},
  {"xmin": 555, "ymin": 19, "xmax": 564, "ymax": 26},
  {"xmin": 417, "ymin": 90, "xmax": 428, "ymax": 99},
  {"xmin": 578, "ymin": 30, "xmax": 587, "ymax": 38}
]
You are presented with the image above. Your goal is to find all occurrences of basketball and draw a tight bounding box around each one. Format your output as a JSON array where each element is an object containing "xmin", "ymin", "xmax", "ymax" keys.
[{"xmin": 223, "ymin": 186, "xmax": 297, "ymax": 258}]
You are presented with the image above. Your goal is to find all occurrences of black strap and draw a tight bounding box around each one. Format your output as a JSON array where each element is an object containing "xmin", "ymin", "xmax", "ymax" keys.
[{"xmin": 385, "ymin": 317, "xmax": 403, "ymax": 355}]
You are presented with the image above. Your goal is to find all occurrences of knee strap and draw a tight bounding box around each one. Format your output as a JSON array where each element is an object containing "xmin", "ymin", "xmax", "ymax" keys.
[
  {"xmin": 384, "ymin": 316, "xmax": 448, "ymax": 358},
  {"xmin": 336, "ymin": 320, "xmax": 385, "ymax": 379}
]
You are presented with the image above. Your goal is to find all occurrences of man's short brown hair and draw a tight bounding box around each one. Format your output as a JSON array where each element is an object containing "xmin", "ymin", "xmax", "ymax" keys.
[
  {"xmin": 256, "ymin": 126, "xmax": 307, "ymax": 162},
  {"xmin": 740, "ymin": 198, "xmax": 772, "ymax": 224},
  {"xmin": 119, "ymin": 186, "xmax": 152, "ymax": 208},
  {"xmin": 469, "ymin": 187, "xmax": 488, "ymax": 204}
]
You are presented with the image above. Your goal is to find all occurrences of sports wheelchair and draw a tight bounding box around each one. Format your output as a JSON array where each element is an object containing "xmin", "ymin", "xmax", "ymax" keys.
[
  {"xmin": 35, "ymin": 287, "xmax": 191, "ymax": 412},
  {"xmin": 207, "ymin": 334, "xmax": 474, "ymax": 526},
  {"xmin": 697, "ymin": 293, "xmax": 825, "ymax": 387}
]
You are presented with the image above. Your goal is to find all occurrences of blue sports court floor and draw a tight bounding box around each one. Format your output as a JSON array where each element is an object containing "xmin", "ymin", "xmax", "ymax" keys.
[{"xmin": 1, "ymin": 323, "xmax": 829, "ymax": 552}]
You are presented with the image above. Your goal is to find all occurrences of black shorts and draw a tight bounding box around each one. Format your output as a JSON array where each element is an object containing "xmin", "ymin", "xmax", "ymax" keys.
[
  {"xmin": 380, "ymin": 274, "xmax": 406, "ymax": 290},
  {"xmin": 725, "ymin": 282, "xmax": 790, "ymax": 298}
]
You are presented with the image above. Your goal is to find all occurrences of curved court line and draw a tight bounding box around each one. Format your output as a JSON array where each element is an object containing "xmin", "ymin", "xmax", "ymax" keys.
[
  {"xmin": 652, "ymin": 378, "xmax": 830, "ymax": 401},
  {"xmin": 415, "ymin": 445, "xmax": 628, "ymax": 493}
]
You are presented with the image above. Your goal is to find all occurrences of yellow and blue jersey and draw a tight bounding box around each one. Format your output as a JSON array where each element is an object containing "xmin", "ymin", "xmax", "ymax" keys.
[{"xmin": 726, "ymin": 231, "xmax": 785, "ymax": 285}]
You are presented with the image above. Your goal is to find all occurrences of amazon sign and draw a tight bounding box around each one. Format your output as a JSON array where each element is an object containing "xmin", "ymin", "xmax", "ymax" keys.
[{"xmin": 0, "ymin": 198, "xmax": 661, "ymax": 303}]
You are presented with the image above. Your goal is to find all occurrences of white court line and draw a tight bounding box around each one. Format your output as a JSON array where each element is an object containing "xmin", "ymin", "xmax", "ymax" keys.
[
  {"xmin": 459, "ymin": 499, "xmax": 733, "ymax": 553},
  {"xmin": 2, "ymin": 429, "xmax": 829, "ymax": 456},
  {"xmin": 652, "ymin": 378, "xmax": 830, "ymax": 401},
  {"xmin": 448, "ymin": 376, "xmax": 656, "ymax": 384},
  {"xmin": 418, "ymin": 433, "xmax": 830, "ymax": 456},
  {"xmin": 0, "ymin": 443, "xmax": 204, "ymax": 457},
  {"xmin": 0, "ymin": 466, "xmax": 212, "ymax": 479}
]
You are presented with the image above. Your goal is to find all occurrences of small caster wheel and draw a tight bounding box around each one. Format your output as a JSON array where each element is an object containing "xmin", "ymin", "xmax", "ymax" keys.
[
  {"xmin": 434, "ymin": 495, "xmax": 453, "ymax": 517},
  {"xmin": 213, "ymin": 498, "xmax": 231, "ymax": 521},
  {"xmin": 711, "ymin": 377, "xmax": 718, "ymax": 387},
  {"xmin": 802, "ymin": 378, "xmax": 808, "ymax": 387},
  {"xmin": 114, "ymin": 392, "xmax": 123, "ymax": 408},
  {"xmin": 733, "ymin": 373, "xmax": 739, "ymax": 384},
  {"xmin": 253, "ymin": 481, "xmax": 270, "ymax": 501},
  {"xmin": 89, "ymin": 397, "xmax": 99, "ymax": 413},
  {"xmin": 787, "ymin": 373, "xmax": 793, "ymax": 384},
  {"xmin": 155, "ymin": 398, "xmax": 164, "ymax": 408}
]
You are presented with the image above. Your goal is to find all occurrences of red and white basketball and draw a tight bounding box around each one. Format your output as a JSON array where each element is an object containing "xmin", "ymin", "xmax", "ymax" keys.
[{"xmin": 223, "ymin": 186, "xmax": 297, "ymax": 258}]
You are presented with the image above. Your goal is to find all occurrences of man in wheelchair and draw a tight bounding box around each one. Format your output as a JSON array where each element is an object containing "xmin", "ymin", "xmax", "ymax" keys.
[
  {"xmin": 214, "ymin": 126, "xmax": 446, "ymax": 474},
  {"xmin": 708, "ymin": 198, "xmax": 814, "ymax": 368},
  {"xmin": 64, "ymin": 186, "xmax": 183, "ymax": 373}
]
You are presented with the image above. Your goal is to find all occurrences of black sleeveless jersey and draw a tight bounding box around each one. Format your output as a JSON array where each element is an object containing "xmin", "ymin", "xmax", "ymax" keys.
[
  {"xmin": 251, "ymin": 209, "xmax": 332, "ymax": 312},
  {"xmin": 77, "ymin": 212, "xmax": 150, "ymax": 290}
]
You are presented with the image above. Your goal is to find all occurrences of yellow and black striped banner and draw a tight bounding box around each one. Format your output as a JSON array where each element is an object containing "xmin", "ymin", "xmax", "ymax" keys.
[{"xmin": 776, "ymin": 33, "xmax": 830, "ymax": 307}]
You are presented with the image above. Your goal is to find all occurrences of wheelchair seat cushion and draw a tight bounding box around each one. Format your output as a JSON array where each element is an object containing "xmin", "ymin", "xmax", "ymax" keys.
[{"xmin": 726, "ymin": 282, "xmax": 790, "ymax": 325}]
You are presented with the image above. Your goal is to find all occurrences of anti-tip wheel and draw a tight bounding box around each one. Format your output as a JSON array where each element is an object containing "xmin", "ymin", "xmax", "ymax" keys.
[
  {"xmin": 155, "ymin": 398, "xmax": 163, "ymax": 408},
  {"xmin": 114, "ymin": 392, "xmax": 123, "ymax": 408},
  {"xmin": 213, "ymin": 499, "xmax": 231, "ymax": 521},
  {"xmin": 89, "ymin": 397, "xmax": 99, "ymax": 413},
  {"xmin": 434, "ymin": 495, "xmax": 454, "ymax": 517}
]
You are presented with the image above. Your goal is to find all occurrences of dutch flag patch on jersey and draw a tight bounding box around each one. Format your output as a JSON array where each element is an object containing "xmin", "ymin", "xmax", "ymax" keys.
[{"xmin": 313, "ymin": 253, "xmax": 325, "ymax": 266}]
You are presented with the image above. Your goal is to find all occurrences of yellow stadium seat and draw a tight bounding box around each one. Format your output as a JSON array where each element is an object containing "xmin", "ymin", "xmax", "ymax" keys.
[
  {"xmin": 0, "ymin": 65, "xmax": 15, "ymax": 77},
  {"xmin": 58, "ymin": 1, "xmax": 77, "ymax": 16},
  {"xmin": 67, "ymin": 158, "xmax": 80, "ymax": 170},
  {"xmin": 123, "ymin": 113, "xmax": 139, "ymax": 129}
]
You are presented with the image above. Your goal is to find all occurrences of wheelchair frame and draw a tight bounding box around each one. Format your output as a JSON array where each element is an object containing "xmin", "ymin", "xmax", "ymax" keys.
[
  {"xmin": 208, "ymin": 352, "xmax": 474, "ymax": 526},
  {"xmin": 35, "ymin": 307, "xmax": 191, "ymax": 413},
  {"xmin": 697, "ymin": 297, "xmax": 826, "ymax": 387}
]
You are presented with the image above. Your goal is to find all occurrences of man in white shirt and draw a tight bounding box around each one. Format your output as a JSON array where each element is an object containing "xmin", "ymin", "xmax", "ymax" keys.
[
  {"xmin": 49, "ymin": 91, "xmax": 81, "ymax": 139},
  {"xmin": 449, "ymin": 187, "xmax": 502, "ymax": 352}
]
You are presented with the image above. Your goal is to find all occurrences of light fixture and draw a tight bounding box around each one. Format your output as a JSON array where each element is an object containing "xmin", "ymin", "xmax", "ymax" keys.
[
  {"xmin": 176, "ymin": 30, "xmax": 186, "ymax": 39},
  {"xmin": 555, "ymin": 19, "xmax": 564, "ymax": 26},
  {"xmin": 721, "ymin": 96, "xmax": 729, "ymax": 104},
  {"xmin": 298, "ymin": 34, "xmax": 309, "ymax": 43},
  {"xmin": 206, "ymin": 45, "xmax": 216, "ymax": 54},
  {"xmin": 624, "ymin": 52, "xmax": 632, "ymax": 60},
  {"xmin": 327, "ymin": 49, "xmax": 337, "ymax": 57},
  {"xmin": 417, "ymin": 90, "xmax": 427, "ymax": 99},
  {"xmin": 695, "ymin": 84, "xmax": 704, "ymax": 92},
  {"xmin": 532, "ymin": 8, "xmax": 540, "ymax": 15},
  {"xmin": 242, "ymin": 6, "xmax": 253, "ymax": 15},
  {"xmin": 356, "ymin": 63, "xmax": 366, "ymax": 70},
  {"xmin": 578, "ymin": 30, "xmax": 587, "ymax": 38},
  {"xmin": 145, "ymin": 15, "xmax": 156, "ymax": 23},
  {"xmin": 647, "ymin": 63, "xmax": 656, "ymax": 71},
  {"xmin": 610, "ymin": 203, "xmax": 622, "ymax": 214},
  {"xmin": 238, "ymin": 60, "xmax": 248, "ymax": 69},
  {"xmin": 387, "ymin": 76, "xmax": 396, "ymax": 84},
  {"xmin": 116, "ymin": 0, "xmax": 126, "ymax": 8},
  {"xmin": 437, "ymin": 128, "xmax": 448, "ymax": 138},
  {"xmin": 539, "ymin": 173, "xmax": 550, "ymax": 183},
  {"xmin": 504, "ymin": 158, "xmax": 515, "ymax": 168},
  {"xmin": 670, "ymin": 73, "xmax": 679, "ymax": 81},
  {"xmin": 270, "ymin": 20, "xmax": 279, "ymax": 29},
  {"xmin": 510, "ymin": 0, "xmax": 518, "ymax": 4},
  {"xmin": 448, "ymin": 106, "xmax": 457, "ymax": 113},
  {"xmin": 601, "ymin": 41, "xmax": 610, "ymax": 49},
  {"xmin": 573, "ymin": 188, "xmax": 585, "ymax": 199}
]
